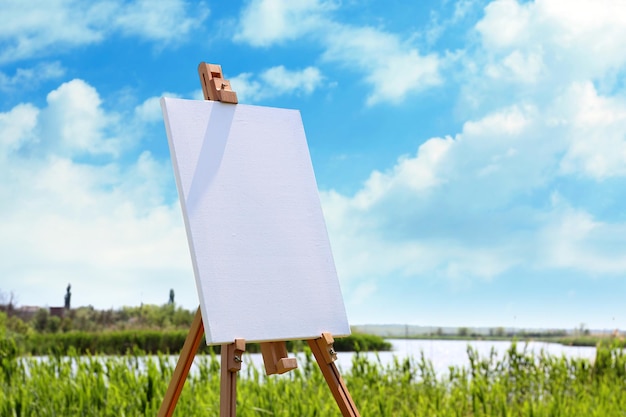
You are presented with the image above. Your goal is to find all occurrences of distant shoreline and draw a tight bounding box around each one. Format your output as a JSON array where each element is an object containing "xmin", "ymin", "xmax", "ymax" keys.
[
  {"xmin": 352, "ymin": 324, "xmax": 625, "ymax": 348},
  {"xmin": 377, "ymin": 334, "xmax": 625, "ymax": 348}
]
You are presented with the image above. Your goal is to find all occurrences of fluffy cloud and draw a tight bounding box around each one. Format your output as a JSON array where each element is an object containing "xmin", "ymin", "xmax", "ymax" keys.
[
  {"xmin": 114, "ymin": 0, "xmax": 209, "ymax": 43},
  {"xmin": 471, "ymin": 0, "xmax": 626, "ymax": 93},
  {"xmin": 134, "ymin": 92, "xmax": 180, "ymax": 123},
  {"xmin": 234, "ymin": 0, "xmax": 442, "ymax": 105},
  {"xmin": 0, "ymin": 61, "xmax": 65, "ymax": 92},
  {"xmin": 539, "ymin": 197, "xmax": 626, "ymax": 274},
  {"xmin": 556, "ymin": 82, "xmax": 626, "ymax": 179},
  {"xmin": 231, "ymin": 0, "xmax": 626, "ymax": 309},
  {"xmin": 321, "ymin": 25, "xmax": 442, "ymax": 105},
  {"xmin": 0, "ymin": 0, "xmax": 208, "ymax": 63},
  {"xmin": 233, "ymin": 0, "xmax": 334, "ymax": 46},
  {"xmin": 0, "ymin": 80, "xmax": 194, "ymax": 308},
  {"xmin": 308, "ymin": 0, "xmax": 626, "ymax": 319},
  {"xmin": 230, "ymin": 66, "xmax": 324, "ymax": 103},
  {"xmin": 0, "ymin": 103, "xmax": 39, "ymax": 153},
  {"xmin": 322, "ymin": 78, "xmax": 626, "ymax": 305},
  {"xmin": 37, "ymin": 80, "xmax": 120, "ymax": 156},
  {"xmin": 458, "ymin": 0, "xmax": 626, "ymax": 178}
]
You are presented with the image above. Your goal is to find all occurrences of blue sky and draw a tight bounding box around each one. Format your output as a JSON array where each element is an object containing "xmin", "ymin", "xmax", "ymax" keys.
[{"xmin": 1, "ymin": 0, "xmax": 626, "ymax": 330}]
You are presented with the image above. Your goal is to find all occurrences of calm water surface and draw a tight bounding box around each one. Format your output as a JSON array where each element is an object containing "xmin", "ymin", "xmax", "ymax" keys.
[
  {"xmin": 241, "ymin": 339, "xmax": 598, "ymax": 376},
  {"xmin": 28, "ymin": 339, "xmax": 598, "ymax": 378}
]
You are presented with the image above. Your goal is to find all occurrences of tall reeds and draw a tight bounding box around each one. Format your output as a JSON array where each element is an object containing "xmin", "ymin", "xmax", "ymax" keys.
[{"xmin": 1, "ymin": 342, "xmax": 624, "ymax": 416}]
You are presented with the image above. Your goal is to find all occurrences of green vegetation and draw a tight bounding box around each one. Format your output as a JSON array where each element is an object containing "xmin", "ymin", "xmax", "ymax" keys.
[
  {"xmin": 545, "ymin": 335, "xmax": 626, "ymax": 348},
  {"xmin": 0, "ymin": 340, "xmax": 624, "ymax": 416},
  {"xmin": 14, "ymin": 329, "xmax": 390, "ymax": 355},
  {"xmin": 388, "ymin": 326, "xmax": 626, "ymax": 349},
  {"xmin": 1, "ymin": 308, "xmax": 390, "ymax": 355}
]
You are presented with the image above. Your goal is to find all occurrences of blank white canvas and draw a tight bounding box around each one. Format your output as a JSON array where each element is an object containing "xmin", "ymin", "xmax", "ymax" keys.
[{"xmin": 161, "ymin": 97, "xmax": 350, "ymax": 345}]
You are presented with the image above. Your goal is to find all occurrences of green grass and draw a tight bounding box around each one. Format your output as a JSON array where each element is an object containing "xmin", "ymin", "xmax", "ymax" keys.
[
  {"xmin": 1, "ymin": 340, "xmax": 625, "ymax": 416},
  {"xmin": 545, "ymin": 336, "xmax": 626, "ymax": 348},
  {"xmin": 14, "ymin": 330, "xmax": 391, "ymax": 355}
]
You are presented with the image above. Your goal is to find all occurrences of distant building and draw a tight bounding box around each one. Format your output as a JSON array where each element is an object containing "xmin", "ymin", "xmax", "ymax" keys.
[
  {"xmin": 10, "ymin": 305, "xmax": 40, "ymax": 322},
  {"xmin": 49, "ymin": 307, "xmax": 65, "ymax": 319}
]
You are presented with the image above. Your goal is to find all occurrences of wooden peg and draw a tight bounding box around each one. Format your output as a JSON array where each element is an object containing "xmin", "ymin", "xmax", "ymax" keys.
[
  {"xmin": 260, "ymin": 341, "xmax": 298, "ymax": 375},
  {"xmin": 198, "ymin": 62, "xmax": 238, "ymax": 103}
]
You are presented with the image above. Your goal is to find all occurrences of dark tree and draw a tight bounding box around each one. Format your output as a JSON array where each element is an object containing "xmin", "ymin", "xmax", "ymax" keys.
[
  {"xmin": 64, "ymin": 284, "xmax": 71, "ymax": 310},
  {"xmin": 168, "ymin": 289, "xmax": 175, "ymax": 305}
]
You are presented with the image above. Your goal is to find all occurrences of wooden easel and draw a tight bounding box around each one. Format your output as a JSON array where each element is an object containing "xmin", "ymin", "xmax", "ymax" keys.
[{"xmin": 157, "ymin": 63, "xmax": 360, "ymax": 417}]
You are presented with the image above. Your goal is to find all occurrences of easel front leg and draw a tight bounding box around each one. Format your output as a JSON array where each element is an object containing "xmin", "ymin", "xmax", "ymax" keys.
[
  {"xmin": 220, "ymin": 339, "xmax": 246, "ymax": 417},
  {"xmin": 158, "ymin": 307, "xmax": 204, "ymax": 417},
  {"xmin": 308, "ymin": 333, "xmax": 361, "ymax": 417}
]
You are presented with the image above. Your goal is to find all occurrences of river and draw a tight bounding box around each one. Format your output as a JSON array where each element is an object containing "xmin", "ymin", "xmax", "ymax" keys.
[
  {"xmin": 241, "ymin": 339, "xmax": 598, "ymax": 376},
  {"xmin": 25, "ymin": 339, "xmax": 599, "ymax": 378}
]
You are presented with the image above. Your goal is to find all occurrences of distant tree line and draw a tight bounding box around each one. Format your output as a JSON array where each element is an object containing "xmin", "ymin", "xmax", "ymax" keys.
[
  {"xmin": 0, "ymin": 297, "xmax": 391, "ymax": 355},
  {"xmin": 3, "ymin": 303, "xmax": 196, "ymax": 337}
]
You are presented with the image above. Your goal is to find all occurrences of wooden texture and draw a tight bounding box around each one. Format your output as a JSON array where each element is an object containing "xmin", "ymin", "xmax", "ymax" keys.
[
  {"xmin": 308, "ymin": 335, "xmax": 361, "ymax": 417},
  {"xmin": 198, "ymin": 62, "xmax": 238, "ymax": 103},
  {"xmin": 161, "ymin": 97, "xmax": 350, "ymax": 345},
  {"xmin": 220, "ymin": 340, "xmax": 245, "ymax": 417},
  {"xmin": 158, "ymin": 63, "xmax": 358, "ymax": 417},
  {"xmin": 260, "ymin": 341, "xmax": 298, "ymax": 375},
  {"xmin": 157, "ymin": 308, "xmax": 204, "ymax": 417}
]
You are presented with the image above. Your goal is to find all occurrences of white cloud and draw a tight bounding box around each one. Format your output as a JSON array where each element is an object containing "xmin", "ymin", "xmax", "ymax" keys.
[
  {"xmin": 234, "ymin": 0, "xmax": 443, "ymax": 105},
  {"xmin": 484, "ymin": 50, "xmax": 544, "ymax": 84},
  {"xmin": 473, "ymin": 0, "xmax": 626, "ymax": 88},
  {"xmin": 38, "ymin": 79, "xmax": 120, "ymax": 157},
  {"xmin": 0, "ymin": 0, "xmax": 208, "ymax": 63},
  {"xmin": 233, "ymin": 0, "xmax": 335, "ymax": 46},
  {"xmin": 114, "ymin": 0, "xmax": 209, "ymax": 43},
  {"xmin": 320, "ymin": 76, "xmax": 626, "ymax": 305},
  {"xmin": 456, "ymin": 0, "xmax": 626, "ymax": 178},
  {"xmin": 540, "ymin": 198, "xmax": 626, "ymax": 274},
  {"xmin": 557, "ymin": 82, "xmax": 626, "ymax": 179},
  {"xmin": 0, "ymin": 103, "xmax": 39, "ymax": 153},
  {"xmin": 423, "ymin": 0, "xmax": 480, "ymax": 46},
  {"xmin": 134, "ymin": 92, "xmax": 180, "ymax": 123},
  {"xmin": 475, "ymin": 0, "xmax": 532, "ymax": 50},
  {"xmin": 0, "ymin": 80, "xmax": 194, "ymax": 308},
  {"xmin": 0, "ymin": 61, "xmax": 65, "ymax": 91},
  {"xmin": 263, "ymin": 66, "xmax": 324, "ymax": 95},
  {"xmin": 230, "ymin": 66, "xmax": 324, "ymax": 103},
  {"xmin": 319, "ymin": 0, "xmax": 626, "ymax": 311},
  {"xmin": 0, "ymin": 0, "xmax": 105, "ymax": 63},
  {"xmin": 229, "ymin": 73, "xmax": 262, "ymax": 104},
  {"xmin": 322, "ymin": 25, "xmax": 442, "ymax": 106}
]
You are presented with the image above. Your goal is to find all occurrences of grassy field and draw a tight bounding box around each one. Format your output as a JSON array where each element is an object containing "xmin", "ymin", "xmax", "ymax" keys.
[
  {"xmin": 1, "ymin": 339, "xmax": 624, "ymax": 416},
  {"xmin": 12, "ymin": 330, "xmax": 391, "ymax": 356}
]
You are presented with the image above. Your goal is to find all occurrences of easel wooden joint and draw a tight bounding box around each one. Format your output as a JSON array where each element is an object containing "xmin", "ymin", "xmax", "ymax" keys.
[
  {"xmin": 157, "ymin": 62, "xmax": 361, "ymax": 417},
  {"xmin": 220, "ymin": 339, "xmax": 246, "ymax": 417},
  {"xmin": 308, "ymin": 333, "xmax": 360, "ymax": 417}
]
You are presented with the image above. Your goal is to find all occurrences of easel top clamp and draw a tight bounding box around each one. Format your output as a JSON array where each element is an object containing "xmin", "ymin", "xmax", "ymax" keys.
[
  {"xmin": 157, "ymin": 62, "xmax": 360, "ymax": 417},
  {"xmin": 198, "ymin": 62, "xmax": 238, "ymax": 103}
]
